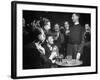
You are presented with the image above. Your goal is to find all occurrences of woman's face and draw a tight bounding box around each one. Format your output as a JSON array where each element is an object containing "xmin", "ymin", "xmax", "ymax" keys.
[
  {"xmin": 44, "ymin": 22, "xmax": 51, "ymax": 31},
  {"xmin": 38, "ymin": 33, "xmax": 46, "ymax": 42}
]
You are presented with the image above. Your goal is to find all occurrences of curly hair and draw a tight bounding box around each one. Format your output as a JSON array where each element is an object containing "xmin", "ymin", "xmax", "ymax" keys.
[
  {"xmin": 32, "ymin": 28, "xmax": 42, "ymax": 43},
  {"xmin": 39, "ymin": 17, "xmax": 50, "ymax": 28}
]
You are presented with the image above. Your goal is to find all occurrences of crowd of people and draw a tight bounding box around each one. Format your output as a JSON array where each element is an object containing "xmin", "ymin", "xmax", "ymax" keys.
[{"xmin": 23, "ymin": 13, "xmax": 91, "ymax": 69}]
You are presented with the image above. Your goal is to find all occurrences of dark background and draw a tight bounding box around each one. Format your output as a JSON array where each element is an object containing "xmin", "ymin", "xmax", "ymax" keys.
[{"xmin": 23, "ymin": 10, "xmax": 91, "ymax": 28}]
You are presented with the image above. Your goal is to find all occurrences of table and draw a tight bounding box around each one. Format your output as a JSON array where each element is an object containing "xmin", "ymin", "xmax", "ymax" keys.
[{"xmin": 55, "ymin": 59, "xmax": 83, "ymax": 66}]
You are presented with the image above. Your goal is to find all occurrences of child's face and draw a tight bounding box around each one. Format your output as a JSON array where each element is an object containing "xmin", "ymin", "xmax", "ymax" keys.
[{"xmin": 47, "ymin": 36, "xmax": 54, "ymax": 44}]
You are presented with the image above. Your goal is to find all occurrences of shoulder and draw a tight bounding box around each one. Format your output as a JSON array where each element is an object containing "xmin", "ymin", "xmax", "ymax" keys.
[
  {"xmin": 80, "ymin": 25, "xmax": 85, "ymax": 31},
  {"xmin": 77, "ymin": 24, "xmax": 84, "ymax": 30}
]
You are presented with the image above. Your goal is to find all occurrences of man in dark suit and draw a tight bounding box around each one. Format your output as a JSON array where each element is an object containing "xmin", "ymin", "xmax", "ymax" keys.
[
  {"xmin": 61, "ymin": 21, "xmax": 70, "ymax": 57},
  {"xmin": 81, "ymin": 24, "xmax": 91, "ymax": 66},
  {"xmin": 53, "ymin": 24, "xmax": 64, "ymax": 55}
]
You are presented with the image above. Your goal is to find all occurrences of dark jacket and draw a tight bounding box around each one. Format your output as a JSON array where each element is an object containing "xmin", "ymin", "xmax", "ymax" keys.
[
  {"xmin": 43, "ymin": 43, "xmax": 52, "ymax": 59},
  {"xmin": 53, "ymin": 31, "xmax": 64, "ymax": 48},
  {"xmin": 23, "ymin": 43, "xmax": 43, "ymax": 69},
  {"xmin": 84, "ymin": 31, "xmax": 91, "ymax": 42}
]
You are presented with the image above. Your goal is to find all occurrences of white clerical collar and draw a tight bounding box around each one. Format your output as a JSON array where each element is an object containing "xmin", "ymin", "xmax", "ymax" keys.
[{"xmin": 74, "ymin": 22, "xmax": 79, "ymax": 25}]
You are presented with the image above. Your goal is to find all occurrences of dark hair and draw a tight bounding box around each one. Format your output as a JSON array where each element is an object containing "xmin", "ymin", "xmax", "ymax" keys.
[
  {"xmin": 64, "ymin": 21, "xmax": 69, "ymax": 23},
  {"xmin": 54, "ymin": 23, "xmax": 59, "ymax": 26},
  {"xmin": 73, "ymin": 13, "xmax": 80, "ymax": 18},
  {"xmin": 39, "ymin": 18, "xmax": 50, "ymax": 28},
  {"xmin": 32, "ymin": 28, "xmax": 42, "ymax": 42},
  {"xmin": 46, "ymin": 35, "xmax": 53, "ymax": 41}
]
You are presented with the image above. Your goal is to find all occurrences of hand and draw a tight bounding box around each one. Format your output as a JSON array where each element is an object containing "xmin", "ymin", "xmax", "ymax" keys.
[{"xmin": 76, "ymin": 52, "xmax": 81, "ymax": 60}]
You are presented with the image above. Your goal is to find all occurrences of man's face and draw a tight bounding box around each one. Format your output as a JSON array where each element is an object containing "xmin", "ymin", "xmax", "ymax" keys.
[
  {"xmin": 64, "ymin": 21, "xmax": 69, "ymax": 30},
  {"xmin": 54, "ymin": 24, "xmax": 60, "ymax": 32},
  {"xmin": 85, "ymin": 24, "xmax": 90, "ymax": 30},
  {"xmin": 72, "ymin": 14, "xmax": 79, "ymax": 22},
  {"xmin": 47, "ymin": 36, "xmax": 54, "ymax": 44},
  {"xmin": 44, "ymin": 22, "xmax": 51, "ymax": 31}
]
